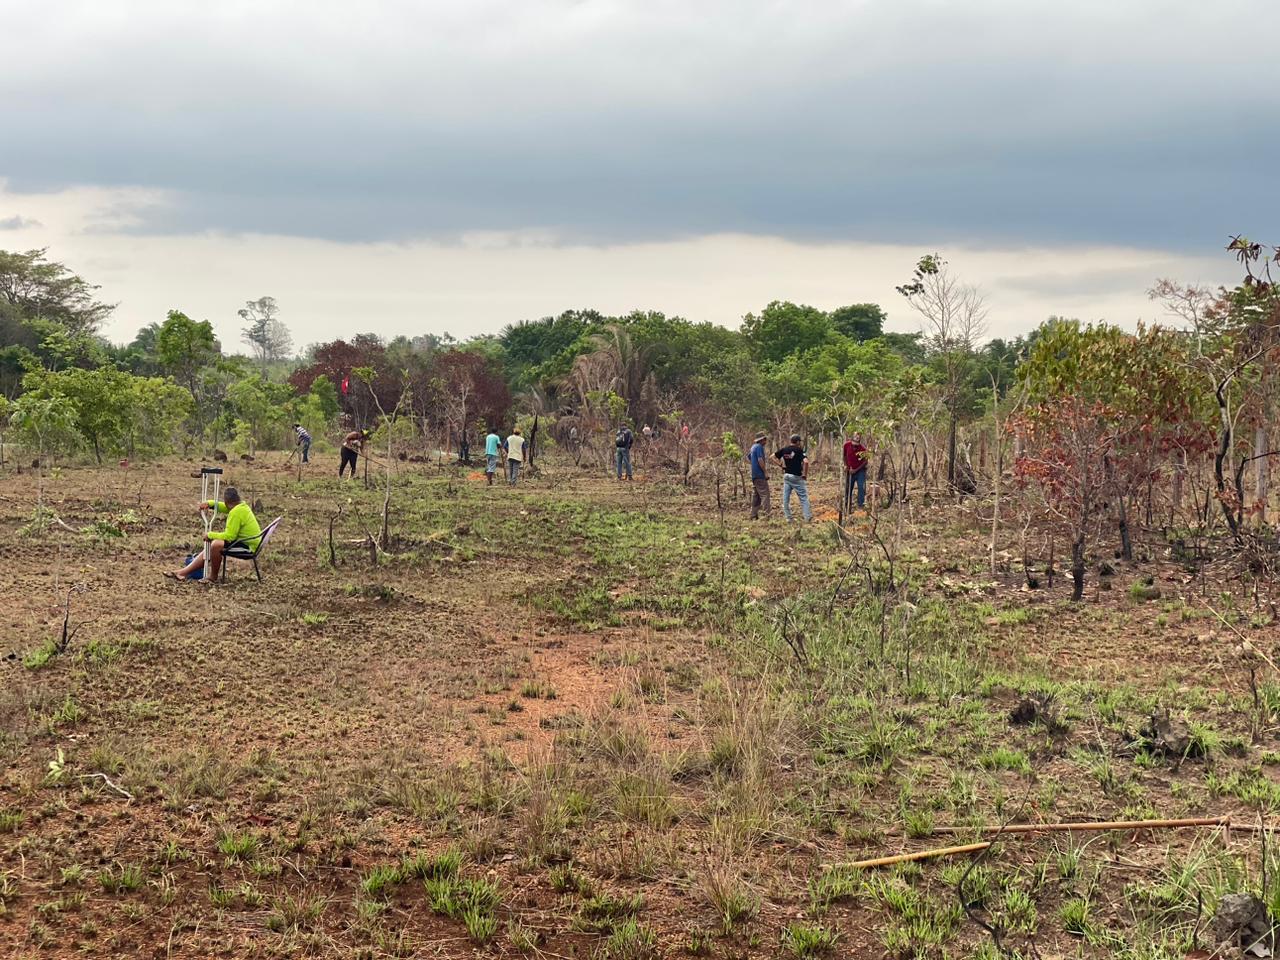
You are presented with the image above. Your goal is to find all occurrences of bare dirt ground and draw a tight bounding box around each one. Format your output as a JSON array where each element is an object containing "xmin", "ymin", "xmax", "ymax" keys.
[{"xmin": 3, "ymin": 453, "xmax": 1280, "ymax": 959}]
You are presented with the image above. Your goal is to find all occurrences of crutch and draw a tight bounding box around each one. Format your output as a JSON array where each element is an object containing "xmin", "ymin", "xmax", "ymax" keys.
[{"xmin": 200, "ymin": 467, "xmax": 223, "ymax": 575}]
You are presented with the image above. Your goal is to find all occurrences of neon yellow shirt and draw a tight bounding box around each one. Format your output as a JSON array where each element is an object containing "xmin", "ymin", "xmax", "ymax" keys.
[{"xmin": 206, "ymin": 500, "xmax": 262, "ymax": 545}]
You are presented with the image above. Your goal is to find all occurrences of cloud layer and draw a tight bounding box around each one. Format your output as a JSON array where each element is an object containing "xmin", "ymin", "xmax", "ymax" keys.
[
  {"xmin": 0, "ymin": 181, "xmax": 1240, "ymax": 349},
  {"xmin": 3, "ymin": 1, "xmax": 1275, "ymax": 247}
]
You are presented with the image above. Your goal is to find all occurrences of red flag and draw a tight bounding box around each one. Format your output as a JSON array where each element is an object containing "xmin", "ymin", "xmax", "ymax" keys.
[{"xmin": 341, "ymin": 376, "xmax": 349, "ymax": 395}]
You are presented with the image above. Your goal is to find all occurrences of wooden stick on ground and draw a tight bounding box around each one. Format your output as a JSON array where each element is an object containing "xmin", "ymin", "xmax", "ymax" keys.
[
  {"xmin": 824, "ymin": 842, "xmax": 992, "ymax": 872},
  {"xmin": 924, "ymin": 816, "xmax": 1228, "ymax": 837},
  {"xmin": 833, "ymin": 816, "xmax": 1238, "ymax": 873}
]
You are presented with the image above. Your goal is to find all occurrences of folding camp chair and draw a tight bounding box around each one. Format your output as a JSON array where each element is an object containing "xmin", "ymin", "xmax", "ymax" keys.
[{"xmin": 220, "ymin": 517, "xmax": 283, "ymax": 582}]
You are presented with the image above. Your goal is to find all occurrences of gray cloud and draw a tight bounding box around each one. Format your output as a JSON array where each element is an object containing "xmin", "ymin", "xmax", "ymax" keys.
[
  {"xmin": 0, "ymin": 214, "xmax": 42, "ymax": 229},
  {"xmin": 1, "ymin": 1, "xmax": 1275, "ymax": 248}
]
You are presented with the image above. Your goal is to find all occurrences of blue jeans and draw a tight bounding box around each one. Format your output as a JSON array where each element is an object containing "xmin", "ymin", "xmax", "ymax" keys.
[
  {"xmin": 507, "ymin": 459, "xmax": 521, "ymax": 484},
  {"xmin": 616, "ymin": 447, "xmax": 632, "ymax": 479},
  {"xmin": 845, "ymin": 468, "xmax": 865, "ymax": 509},
  {"xmin": 300, "ymin": 439, "xmax": 310, "ymax": 463},
  {"xmin": 782, "ymin": 474, "xmax": 811, "ymax": 521}
]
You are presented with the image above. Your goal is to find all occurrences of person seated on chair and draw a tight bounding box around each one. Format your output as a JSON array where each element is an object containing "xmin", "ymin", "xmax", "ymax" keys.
[{"xmin": 168, "ymin": 487, "xmax": 262, "ymax": 582}]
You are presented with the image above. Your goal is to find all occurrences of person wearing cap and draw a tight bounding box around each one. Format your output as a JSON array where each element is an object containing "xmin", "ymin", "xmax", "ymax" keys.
[
  {"xmin": 843, "ymin": 431, "xmax": 869, "ymax": 511},
  {"xmin": 340, "ymin": 428, "xmax": 368, "ymax": 478},
  {"xmin": 747, "ymin": 432, "xmax": 771, "ymax": 519},
  {"xmin": 505, "ymin": 427, "xmax": 526, "ymax": 485},
  {"xmin": 166, "ymin": 486, "xmax": 262, "ymax": 582},
  {"xmin": 292, "ymin": 422, "xmax": 312, "ymax": 463},
  {"xmin": 774, "ymin": 433, "xmax": 812, "ymax": 522}
]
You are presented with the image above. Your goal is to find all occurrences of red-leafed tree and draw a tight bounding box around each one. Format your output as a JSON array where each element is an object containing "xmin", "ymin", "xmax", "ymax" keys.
[
  {"xmin": 424, "ymin": 350, "xmax": 511, "ymax": 449},
  {"xmin": 1012, "ymin": 397, "xmax": 1117, "ymax": 601},
  {"xmin": 290, "ymin": 335, "xmax": 399, "ymax": 428},
  {"xmin": 1015, "ymin": 320, "xmax": 1213, "ymax": 598}
]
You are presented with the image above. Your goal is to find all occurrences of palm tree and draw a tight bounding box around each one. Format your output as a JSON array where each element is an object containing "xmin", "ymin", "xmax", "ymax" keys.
[{"xmin": 564, "ymin": 325, "xmax": 657, "ymax": 423}]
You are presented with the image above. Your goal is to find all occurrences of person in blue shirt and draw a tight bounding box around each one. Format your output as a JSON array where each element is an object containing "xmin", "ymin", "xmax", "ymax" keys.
[
  {"xmin": 484, "ymin": 428, "xmax": 502, "ymax": 486},
  {"xmin": 748, "ymin": 432, "xmax": 771, "ymax": 519}
]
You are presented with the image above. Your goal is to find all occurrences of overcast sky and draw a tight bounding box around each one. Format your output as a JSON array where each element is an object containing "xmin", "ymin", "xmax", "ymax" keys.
[{"xmin": 1, "ymin": 1, "xmax": 1273, "ymax": 348}]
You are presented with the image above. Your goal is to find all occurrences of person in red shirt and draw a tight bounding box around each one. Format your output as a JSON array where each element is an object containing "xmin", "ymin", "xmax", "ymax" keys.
[{"xmin": 843, "ymin": 432, "xmax": 869, "ymax": 511}]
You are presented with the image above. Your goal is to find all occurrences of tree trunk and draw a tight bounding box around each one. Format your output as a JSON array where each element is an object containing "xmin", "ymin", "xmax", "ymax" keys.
[
  {"xmin": 1255, "ymin": 424, "xmax": 1268, "ymax": 526},
  {"xmin": 1117, "ymin": 499, "xmax": 1132, "ymax": 562},
  {"xmin": 1214, "ymin": 380, "xmax": 1240, "ymax": 538},
  {"xmin": 946, "ymin": 414, "xmax": 957, "ymax": 490},
  {"xmin": 1071, "ymin": 537, "xmax": 1085, "ymax": 602},
  {"xmin": 1171, "ymin": 448, "xmax": 1185, "ymax": 525}
]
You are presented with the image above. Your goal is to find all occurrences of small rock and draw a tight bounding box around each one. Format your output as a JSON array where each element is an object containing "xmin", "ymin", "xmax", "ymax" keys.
[
  {"xmin": 1212, "ymin": 892, "xmax": 1271, "ymax": 953},
  {"xmin": 1140, "ymin": 708, "xmax": 1195, "ymax": 759}
]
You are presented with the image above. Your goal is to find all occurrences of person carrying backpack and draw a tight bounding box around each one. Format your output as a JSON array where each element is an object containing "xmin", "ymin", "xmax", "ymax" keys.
[{"xmin": 615, "ymin": 424, "xmax": 634, "ymax": 481}]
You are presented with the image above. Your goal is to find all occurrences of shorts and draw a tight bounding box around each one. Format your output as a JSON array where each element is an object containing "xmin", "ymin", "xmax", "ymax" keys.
[{"xmin": 486, "ymin": 454, "xmax": 499, "ymax": 474}]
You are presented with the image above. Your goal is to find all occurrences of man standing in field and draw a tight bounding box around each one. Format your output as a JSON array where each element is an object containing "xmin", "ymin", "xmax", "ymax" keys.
[
  {"xmin": 843, "ymin": 431, "xmax": 869, "ymax": 512},
  {"xmin": 292, "ymin": 423, "xmax": 312, "ymax": 463},
  {"xmin": 775, "ymin": 433, "xmax": 812, "ymax": 522},
  {"xmin": 484, "ymin": 426, "xmax": 502, "ymax": 485},
  {"xmin": 505, "ymin": 427, "xmax": 526, "ymax": 485},
  {"xmin": 748, "ymin": 432, "xmax": 771, "ymax": 519},
  {"xmin": 615, "ymin": 423, "xmax": 634, "ymax": 481},
  {"xmin": 340, "ymin": 429, "xmax": 367, "ymax": 479}
]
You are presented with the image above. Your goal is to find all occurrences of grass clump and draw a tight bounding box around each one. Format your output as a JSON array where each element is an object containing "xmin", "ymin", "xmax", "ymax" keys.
[
  {"xmin": 23, "ymin": 640, "xmax": 60, "ymax": 670},
  {"xmin": 782, "ymin": 922, "xmax": 840, "ymax": 956},
  {"xmin": 215, "ymin": 830, "xmax": 260, "ymax": 863},
  {"xmin": 98, "ymin": 863, "xmax": 143, "ymax": 894},
  {"xmin": 424, "ymin": 865, "xmax": 501, "ymax": 943},
  {"xmin": 595, "ymin": 917, "xmax": 658, "ymax": 959}
]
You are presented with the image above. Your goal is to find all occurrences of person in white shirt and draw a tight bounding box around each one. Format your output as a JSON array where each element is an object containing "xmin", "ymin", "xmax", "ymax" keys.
[{"xmin": 505, "ymin": 428, "xmax": 526, "ymax": 485}]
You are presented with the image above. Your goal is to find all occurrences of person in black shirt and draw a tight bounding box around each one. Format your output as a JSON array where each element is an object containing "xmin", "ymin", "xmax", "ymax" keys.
[
  {"xmin": 615, "ymin": 424, "xmax": 634, "ymax": 481},
  {"xmin": 774, "ymin": 433, "xmax": 812, "ymax": 521}
]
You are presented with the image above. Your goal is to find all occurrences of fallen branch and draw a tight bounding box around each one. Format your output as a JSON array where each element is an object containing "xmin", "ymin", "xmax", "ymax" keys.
[
  {"xmin": 918, "ymin": 816, "xmax": 1229, "ymax": 837},
  {"xmin": 76, "ymin": 773, "xmax": 133, "ymax": 801},
  {"xmin": 824, "ymin": 842, "xmax": 991, "ymax": 871}
]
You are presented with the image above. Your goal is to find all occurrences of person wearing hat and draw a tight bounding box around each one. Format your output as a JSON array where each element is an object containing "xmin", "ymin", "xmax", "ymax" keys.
[
  {"xmin": 165, "ymin": 486, "xmax": 262, "ymax": 582},
  {"xmin": 774, "ymin": 433, "xmax": 812, "ymax": 522},
  {"xmin": 340, "ymin": 428, "xmax": 368, "ymax": 478},
  {"xmin": 843, "ymin": 431, "xmax": 869, "ymax": 511},
  {"xmin": 748, "ymin": 432, "xmax": 771, "ymax": 519},
  {"xmin": 505, "ymin": 427, "xmax": 526, "ymax": 485}
]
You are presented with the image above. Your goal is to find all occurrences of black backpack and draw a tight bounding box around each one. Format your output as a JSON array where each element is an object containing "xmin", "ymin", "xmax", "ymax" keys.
[{"xmin": 615, "ymin": 429, "xmax": 630, "ymax": 448}]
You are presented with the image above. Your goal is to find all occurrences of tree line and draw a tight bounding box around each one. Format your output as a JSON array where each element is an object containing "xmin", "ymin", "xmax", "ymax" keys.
[{"xmin": 3, "ymin": 240, "xmax": 1279, "ymax": 603}]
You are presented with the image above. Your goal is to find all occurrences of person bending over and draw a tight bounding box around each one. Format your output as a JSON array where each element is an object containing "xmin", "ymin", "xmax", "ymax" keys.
[
  {"xmin": 293, "ymin": 423, "xmax": 312, "ymax": 463},
  {"xmin": 168, "ymin": 487, "xmax": 262, "ymax": 582},
  {"xmin": 340, "ymin": 429, "xmax": 367, "ymax": 478}
]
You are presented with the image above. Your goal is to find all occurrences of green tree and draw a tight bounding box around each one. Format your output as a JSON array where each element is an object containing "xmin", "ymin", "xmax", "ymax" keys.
[
  {"xmin": 228, "ymin": 375, "xmax": 289, "ymax": 455},
  {"xmin": 9, "ymin": 392, "xmax": 80, "ymax": 505},
  {"xmin": 155, "ymin": 310, "xmax": 221, "ymax": 432},
  {"xmin": 741, "ymin": 301, "xmax": 835, "ymax": 363},
  {"xmin": 238, "ymin": 296, "xmax": 293, "ymax": 373},
  {"xmin": 308, "ymin": 375, "xmax": 341, "ymax": 423},
  {"xmin": 830, "ymin": 303, "xmax": 886, "ymax": 341},
  {"xmin": 127, "ymin": 377, "xmax": 193, "ymax": 458},
  {"xmin": 0, "ymin": 248, "xmax": 115, "ymax": 334}
]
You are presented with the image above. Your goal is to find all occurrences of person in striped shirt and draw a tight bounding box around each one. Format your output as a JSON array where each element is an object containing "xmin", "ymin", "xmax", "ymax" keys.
[{"xmin": 293, "ymin": 423, "xmax": 312, "ymax": 463}]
